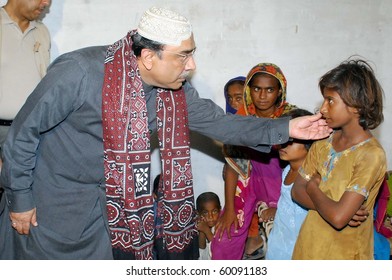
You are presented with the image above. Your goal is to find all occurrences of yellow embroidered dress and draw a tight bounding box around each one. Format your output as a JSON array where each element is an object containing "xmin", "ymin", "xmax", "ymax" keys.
[{"xmin": 292, "ymin": 133, "xmax": 386, "ymax": 259}]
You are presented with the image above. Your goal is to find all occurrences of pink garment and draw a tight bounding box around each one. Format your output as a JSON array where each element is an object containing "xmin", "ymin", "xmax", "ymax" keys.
[
  {"xmin": 211, "ymin": 152, "xmax": 283, "ymax": 260},
  {"xmin": 375, "ymin": 178, "xmax": 392, "ymax": 238}
]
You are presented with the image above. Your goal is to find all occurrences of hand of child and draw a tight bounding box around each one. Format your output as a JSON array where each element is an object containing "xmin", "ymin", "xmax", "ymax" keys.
[
  {"xmin": 348, "ymin": 205, "xmax": 369, "ymax": 227},
  {"xmin": 214, "ymin": 209, "xmax": 238, "ymax": 241},
  {"xmin": 306, "ymin": 173, "xmax": 321, "ymax": 193},
  {"xmin": 258, "ymin": 207, "xmax": 277, "ymax": 223},
  {"xmin": 196, "ymin": 218, "xmax": 210, "ymax": 235}
]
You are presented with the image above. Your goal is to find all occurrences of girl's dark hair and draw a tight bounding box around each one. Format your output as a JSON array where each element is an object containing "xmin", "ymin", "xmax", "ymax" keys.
[
  {"xmin": 282, "ymin": 109, "xmax": 314, "ymax": 150},
  {"xmin": 196, "ymin": 192, "xmax": 221, "ymax": 212},
  {"xmin": 131, "ymin": 33, "xmax": 164, "ymax": 58},
  {"xmin": 319, "ymin": 59, "xmax": 384, "ymax": 130}
]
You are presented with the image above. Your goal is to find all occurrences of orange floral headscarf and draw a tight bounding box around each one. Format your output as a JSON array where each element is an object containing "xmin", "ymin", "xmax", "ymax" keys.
[{"xmin": 237, "ymin": 63, "xmax": 293, "ymax": 118}]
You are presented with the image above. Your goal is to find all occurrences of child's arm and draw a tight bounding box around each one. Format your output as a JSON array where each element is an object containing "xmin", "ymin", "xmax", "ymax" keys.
[
  {"xmin": 198, "ymin": 231, "xmax": 207, "ymax": 249},
  {"xmin": 214, "ymin": 164, "xmax": 239, "ymax": 240},
  {"xmin": 197, "ymin": 220, "xmax": 213, "ymax": 249},
  {"xmin": 291, "ymin": 174, "xmax": 316, "ymax": 210},
  {"xmin": 292, "ymin": 173, "xmax": 370, "ymax": 227},
  {"xmin": 305, "ymin": 173, "xmax": 366, "ymax": 230}
]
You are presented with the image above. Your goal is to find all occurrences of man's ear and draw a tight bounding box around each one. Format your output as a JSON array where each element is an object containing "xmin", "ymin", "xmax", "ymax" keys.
[{"xmin": 139, "ymin": 49, "xmax": 155, "ymax": 70}]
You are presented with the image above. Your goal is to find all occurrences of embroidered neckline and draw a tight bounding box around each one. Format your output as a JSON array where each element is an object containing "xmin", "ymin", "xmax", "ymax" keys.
[{"xmin": 322, "ymin": 133, "xmax": 372, "ymax": 181}]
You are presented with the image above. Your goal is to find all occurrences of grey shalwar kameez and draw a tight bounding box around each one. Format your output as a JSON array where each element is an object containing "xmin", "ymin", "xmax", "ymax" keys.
[{"xmin": 0, "ymin": 46, "xmax": 289, "ymax": 259}]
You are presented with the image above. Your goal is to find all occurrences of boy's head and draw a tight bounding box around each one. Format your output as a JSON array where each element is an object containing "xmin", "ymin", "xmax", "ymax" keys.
[
  {"xmin": 278, "ymin": 109, "xmax": 314, "ymax": 161},
  {"xmin": 196, "ymin": 192, "xmax": 221, "ymax": 228}
]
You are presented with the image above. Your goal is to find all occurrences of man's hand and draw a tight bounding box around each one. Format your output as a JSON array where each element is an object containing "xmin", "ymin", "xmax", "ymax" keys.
[
  {"xmin": 10, "ymin": 208, "xmax": 38, "ymax": 235},
  {"xmin": 289, "ymin": 113, "xmax": 332, "ymax": 140},
  {"xmin": 348, "ymin": 205, "xmax": 369, "ymax": 227}
]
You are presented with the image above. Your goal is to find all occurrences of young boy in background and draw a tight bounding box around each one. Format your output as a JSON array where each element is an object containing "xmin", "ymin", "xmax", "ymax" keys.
[{"xmin": 196, "ymin": 192, "xmax": 221, "ymax": 260}]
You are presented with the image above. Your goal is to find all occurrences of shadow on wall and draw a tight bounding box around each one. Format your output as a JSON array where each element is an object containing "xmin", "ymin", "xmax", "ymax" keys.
[
  {"xmin": 40, "ymin": 0, "xmax": 65, "ymax": 61},
  {"xmin": 189, "ymin": 131, "xmax": 225, "ymax": 163},
  {"xmin": 150, "ymin": 131, "xmax": 225, "ymax": 164}
]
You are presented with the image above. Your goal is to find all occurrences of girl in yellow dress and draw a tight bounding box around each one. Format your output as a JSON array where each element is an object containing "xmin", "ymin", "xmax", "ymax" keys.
[{"xmin": 291, "ymin": 59, "xmax": 386, "ymax": 259}]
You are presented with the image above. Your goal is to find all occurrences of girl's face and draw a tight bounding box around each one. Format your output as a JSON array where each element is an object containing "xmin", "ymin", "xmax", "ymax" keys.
[
  {"xmin": 227, "ymin": 83, "xmax": 244, "ymax": 111},
  {"xmin": 278, "ymin": 141, "xmax": 308, "ymax": 163},
  {"xmin": 320, "ymin": 88, "xmax": 358, "ymax": 129},
  {"xmin": 249, "ymin": 74, "xmax": 281, "ymax": 117},
  {"xmin": 199, "ymin": 201, "xmax": 220, "ymax": 228}
]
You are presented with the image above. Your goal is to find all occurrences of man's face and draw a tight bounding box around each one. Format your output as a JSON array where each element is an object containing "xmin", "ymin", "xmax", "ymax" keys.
[
  {"xmin": 17, "ymin": 0, "xmax": 51, "ymax": 21},
  {"xmin": 149, "ymin": 34, "xmax": 196, "ymax": 90}
]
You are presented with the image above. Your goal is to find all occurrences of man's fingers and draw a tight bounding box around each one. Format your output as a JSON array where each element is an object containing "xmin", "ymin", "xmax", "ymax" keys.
[
  {"xmin": 10, "ymin": 219, "xmax": 32, "ymax": 235},
  {"xmin": 31, "ymin": 215, "xmax": 38, "ymax": 227}
]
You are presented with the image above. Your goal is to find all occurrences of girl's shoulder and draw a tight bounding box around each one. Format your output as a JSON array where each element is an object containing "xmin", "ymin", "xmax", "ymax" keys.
[
  {"xmin": 309, "ymin": 134, "xmax": 332, "ymax": 149},
  {"xmin": 360, "ymin": 137, "xmax": 386, "ymax": 159},
  {"xmin": 349, "ymin": 136, "xmax": 385, "ymax": 156},
  {"xmin": 367, "ymin": 136, "xmax": 385, "ymax": 149}
]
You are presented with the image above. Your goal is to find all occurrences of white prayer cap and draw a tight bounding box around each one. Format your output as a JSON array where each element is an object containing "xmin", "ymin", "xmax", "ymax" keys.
[{"xmin": 137, "ymin": 6, "xmax": 192, "ymax": 46}]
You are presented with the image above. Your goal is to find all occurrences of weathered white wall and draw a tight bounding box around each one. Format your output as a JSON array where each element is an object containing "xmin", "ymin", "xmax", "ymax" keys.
[{"xmin": 2, "ymin": 0, "xmax": 391, "ymax": 204}]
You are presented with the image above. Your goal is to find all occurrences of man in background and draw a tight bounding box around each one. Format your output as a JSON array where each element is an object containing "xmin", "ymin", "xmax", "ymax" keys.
[{"xmin": 0, "ymin": 0, "xmax": 51, "ymax": 174}]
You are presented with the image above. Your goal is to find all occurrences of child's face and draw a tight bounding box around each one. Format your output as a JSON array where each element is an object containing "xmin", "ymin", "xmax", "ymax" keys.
[
  {"xmin": 249, "ymin": 73, "xmax": 281, "ymax": 117},
  {"xmin": 199, "ymin": 201, "xmax": 221, "ymax": 228},
  {"xmin": 320, "ymin": 88, "xmax": 359, "ymax": 129},
  {"xmin": 227, "ymin": 83, "xmax": 244, "ymax": 111},
  {"xmin": 278, "ymin": 141, "xmax": 308, "ymax": 162}
]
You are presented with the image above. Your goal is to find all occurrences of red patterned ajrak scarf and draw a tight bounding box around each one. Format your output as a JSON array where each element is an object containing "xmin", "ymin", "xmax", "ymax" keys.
[{"xmin": 102, "ymin": 30, "xmax": 197, "ymax": 260}]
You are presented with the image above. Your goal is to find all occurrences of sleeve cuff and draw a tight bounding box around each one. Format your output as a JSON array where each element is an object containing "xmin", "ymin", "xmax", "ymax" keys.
[
  {"xmin": 5, "ymin": 191, "xmax": 35, "ymax": 212},
  {"xmin": 269, "ymin": 117, "xmax": 290, "ymax": 144}
]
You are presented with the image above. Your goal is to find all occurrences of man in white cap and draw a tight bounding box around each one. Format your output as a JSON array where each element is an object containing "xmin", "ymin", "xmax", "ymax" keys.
[{"xmin": 0, "ymin": 6, "xmax": 333, "ymax": 260}]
